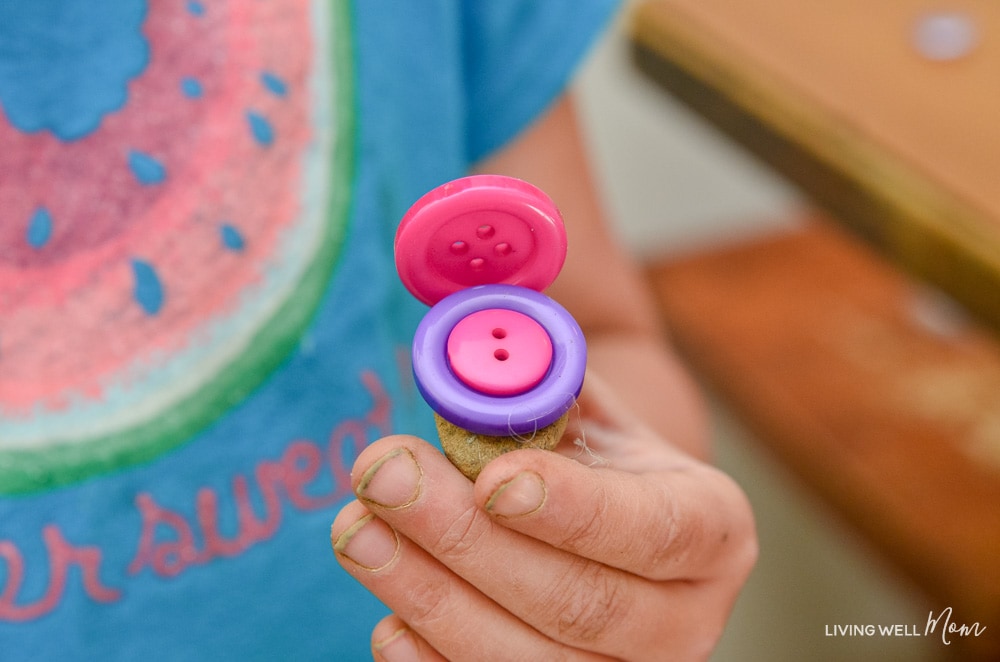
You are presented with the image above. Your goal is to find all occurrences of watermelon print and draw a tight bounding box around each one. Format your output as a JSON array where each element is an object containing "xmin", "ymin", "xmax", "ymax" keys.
[{"xmin": 0, "ymin": 0, "xmax": 354, "ymax": 493}]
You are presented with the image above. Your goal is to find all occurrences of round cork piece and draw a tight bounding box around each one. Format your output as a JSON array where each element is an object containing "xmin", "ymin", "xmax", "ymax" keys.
[{"xmin": 435, "ymin": 411, "xmax": 569, "ymax": 481}]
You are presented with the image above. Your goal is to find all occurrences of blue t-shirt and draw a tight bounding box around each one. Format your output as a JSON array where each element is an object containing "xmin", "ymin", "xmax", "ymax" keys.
[{"xmin": 0, "ymin": 1, "xmax": 615, "ymax": 659}]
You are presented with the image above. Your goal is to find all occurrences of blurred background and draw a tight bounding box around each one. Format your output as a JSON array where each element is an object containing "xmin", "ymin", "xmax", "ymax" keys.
[{"xmin": 569, "ymin": 5, "xmax": 978, "ymax": 660}]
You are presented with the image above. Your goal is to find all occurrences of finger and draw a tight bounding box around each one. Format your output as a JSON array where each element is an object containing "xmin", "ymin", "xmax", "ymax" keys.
[
  {"xmin": 555, "ymin": 372, "xmax": 690, "ymax": 473},
  {"xmin": 346, "ymin": 436, "xmax": 670, "ymax": 656},
  {"xmin": 475, "ymin": 447, "xmax": 757, "ymax": 583},
  {"xmin": 371, "ymin": 614, "xmax": 447, "ymax": 662},
  {"xmin": 331, "ymin": 499, "xmax": 611, "ymax": 662}
]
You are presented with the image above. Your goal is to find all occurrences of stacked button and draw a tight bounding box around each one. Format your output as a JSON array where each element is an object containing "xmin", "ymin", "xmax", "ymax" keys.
[{"xmin": 395, "ymin": 175, "xmax": 586, "ymax": 438}]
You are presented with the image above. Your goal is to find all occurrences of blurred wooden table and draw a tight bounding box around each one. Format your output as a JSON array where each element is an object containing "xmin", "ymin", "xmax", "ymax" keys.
[
  {"xmin": 631, "ymin": 0, "xmax": 1000, "ymax": 334},
  {"xmin": 646, "ymin": 219, "xmax": 1000, "ymax": 659},
  {"xmin": 630, "ymin": 2, "xmax": 1000, "ymax": 656}
]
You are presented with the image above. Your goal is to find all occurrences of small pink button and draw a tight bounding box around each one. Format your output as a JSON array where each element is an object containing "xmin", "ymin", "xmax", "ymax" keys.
[{"xmin": 446, "ymin": 308, "xmax": 553, "ymax": 397}]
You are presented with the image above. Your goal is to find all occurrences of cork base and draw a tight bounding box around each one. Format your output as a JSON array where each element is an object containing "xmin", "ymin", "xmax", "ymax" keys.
[{"xmin": 435, "ymin": 412, "xmax": 569, "ymax": 481}]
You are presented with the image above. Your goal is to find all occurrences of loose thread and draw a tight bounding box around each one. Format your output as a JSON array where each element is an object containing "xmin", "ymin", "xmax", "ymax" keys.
[{"xmin": 566, "ymin": 397, "xmax": 610, "ymax": 468}]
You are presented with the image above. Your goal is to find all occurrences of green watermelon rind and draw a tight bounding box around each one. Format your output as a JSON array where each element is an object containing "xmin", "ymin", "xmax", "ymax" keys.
[{"xmin": 0, "ymin": 1, "xmax": 357, "ymax": 496}]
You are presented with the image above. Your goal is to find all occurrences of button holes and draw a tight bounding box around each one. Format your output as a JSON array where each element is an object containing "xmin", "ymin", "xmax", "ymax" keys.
[
  {"xmin": 476, "ymin": 224, "xmax": 495, "ymax": 240},
  {"xmin": 492, "ymin": 328, "xmax": 507, "ymax": 339},
  {"xmin": 450, "ymin": 241, "xmax": 469, "ymax": 255},
  {"xmin": 469, "ymin": 257, "xmax": 485, "ymax": 270},
  {"xmin": 494, "ymin": 242, "xmax": 511, "ymax": 256},
  {"xmin": 494, "ymin": 349, "xmax": 509, "ymax": 361}
]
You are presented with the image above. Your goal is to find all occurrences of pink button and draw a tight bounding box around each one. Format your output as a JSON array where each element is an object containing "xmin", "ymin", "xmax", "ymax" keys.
[
  {"xmin": 446, "ymin": 308, "xmax": 553, "ymax": 397},
  {"xmin": 395, "ymin": 175, "xmax": 567, "ymax": 306}
]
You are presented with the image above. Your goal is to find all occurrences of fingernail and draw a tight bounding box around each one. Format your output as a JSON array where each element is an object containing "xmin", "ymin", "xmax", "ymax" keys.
[
  {"xmin": 359, "ymin": 447, "xmax": 422, "ymax": 509},
  {"xmin": 374, "ymin": 626, "xmax": 420, "ymax": 662},
  {"xmin": 485, "ymin": 471, "xmax": 546, "ymax": 518},
  {"xmin": 332, "ymin": 514, "xmax": 399, "ymax": 570}
]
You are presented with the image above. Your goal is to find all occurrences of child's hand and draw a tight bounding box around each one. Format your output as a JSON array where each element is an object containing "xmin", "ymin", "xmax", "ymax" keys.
[{"xmin": 331, "ymin": 373, "xmax": 757, "ymax": 661}]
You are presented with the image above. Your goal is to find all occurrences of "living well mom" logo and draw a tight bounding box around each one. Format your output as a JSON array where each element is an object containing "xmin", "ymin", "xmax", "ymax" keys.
[{"xmin": 825, "ymin": 607, "xmax": 987, "ymax": 646}]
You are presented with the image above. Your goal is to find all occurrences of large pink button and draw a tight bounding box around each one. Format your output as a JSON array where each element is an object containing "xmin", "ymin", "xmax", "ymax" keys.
[
  {"xmin": 446, "ymin": 308, "xmax": 553, "ymax": 397},
  {"xmin": 395, "ymin": 175, "xmax": 567, "ymax": 306}
]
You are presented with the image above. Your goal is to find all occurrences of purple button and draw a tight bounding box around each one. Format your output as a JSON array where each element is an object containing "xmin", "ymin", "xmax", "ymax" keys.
[{"xmin": 412, "ymin": 284, "xmax": 586, "ymax": 437}]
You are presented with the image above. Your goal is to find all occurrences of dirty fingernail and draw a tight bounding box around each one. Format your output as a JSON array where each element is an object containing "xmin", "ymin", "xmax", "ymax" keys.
[
  {"xmin": 359, "ymin": 447, "xmax": 422, "ymax": 509},
  {"xmin": 332, "ymin": 514, "xmax": 399, "ymax": 570},
  {"xmin": 485, "ymin": 471, "xmax": 546, "ymax": 518},
  {"xmin": 374, "ymin": 626, "xmax": 420, "ymax": 662}
]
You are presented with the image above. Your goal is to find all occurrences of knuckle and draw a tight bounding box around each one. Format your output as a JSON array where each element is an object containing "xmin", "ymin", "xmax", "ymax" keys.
[
  {"xmin": 540, "ymin": 557, "xmax": 632, "ymax": 644},
  {"xmin": 404, "ymin": 577, "xmax": 456, "ymax": 629},
  {"xmin": 713, "ymin": 471, "xmax": 760, "ymax": 580},
  {"xmin": 556, "ymin": 485, "xmax": 610, "ymax": 553},
  {"xmin": 743, "ymin": 536, "xmax": 760, "ymax": 572},
  {"xmin": 432, "ymin": 503, "xmax": 490, "ymax": 560},
  {"xmin": 729, "ymin": 519, "xmax": 760, "ymax": 583},
  {"xmin": 645, "ymin": 490, "xmax": 700, "ymax": 576},
  {"xmin": 645, "ymin": 468, "xmax": 759, "ymax": 581}
]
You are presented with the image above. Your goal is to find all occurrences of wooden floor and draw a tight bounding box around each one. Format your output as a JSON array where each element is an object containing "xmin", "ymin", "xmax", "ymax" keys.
[{"xmin": 646, "ymin": 217, "xmax": 1000, "ymax": 660}]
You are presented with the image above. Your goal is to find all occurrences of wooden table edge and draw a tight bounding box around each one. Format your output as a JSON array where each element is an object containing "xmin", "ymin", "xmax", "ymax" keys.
[{"xmin": 630, "ymin": 1, "xmax": 1000, "ymax": 334}]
